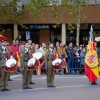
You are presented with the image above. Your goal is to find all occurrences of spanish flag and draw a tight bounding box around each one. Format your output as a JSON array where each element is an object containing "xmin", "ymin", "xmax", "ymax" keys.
[
  {"xmin": 85, "ymin": 26, "xmax": 99, "ymax": 83},
  {"xmin": 16, "ymin": 52, "xmax": 21, "ymax": 67},
  {"xmin": 37, "ymin": 61, "xmax": 44, "ymax": 75}
]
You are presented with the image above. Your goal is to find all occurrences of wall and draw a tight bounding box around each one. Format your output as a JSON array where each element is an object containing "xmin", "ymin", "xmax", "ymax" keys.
[
  {"xmin": 3, "ymin": 29, "xmax": 12, "ymax": 44},
  {"xmin": 22, "ymin": 5, "xmax": 100, "ymax": 24}
]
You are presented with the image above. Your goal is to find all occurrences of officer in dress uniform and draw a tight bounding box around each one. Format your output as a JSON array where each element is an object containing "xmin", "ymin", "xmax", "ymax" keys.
[
  {"xmin": 20, "ymin": 42, "xmax": 33, "ymax": 89},
  {"xmin": 0, "ymin": 40, "xmax": 10, "ymax": 91},
  {"xmin": 44, "ymin": 43, "xmax": 56, "ymax": 87}
]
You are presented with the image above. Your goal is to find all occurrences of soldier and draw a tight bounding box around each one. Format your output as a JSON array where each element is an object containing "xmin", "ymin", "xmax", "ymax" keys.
[
  {"xmin": 5, "ymin": 41, "xmax": 12, "ymax": 81},
  {"xmin": 0, "ymin": 40, "xmax": 10, "ymax": 91},
  {"xmin": 28, "ymin": 41, "xmax": 35, "ymax": 84},
  {"xmin": 44, "ymin": 43, "xmax": 56, "ymax": 87},
  {"xmin": 20, "ymin": 42, "xmax": 33, "ymax": 89}
]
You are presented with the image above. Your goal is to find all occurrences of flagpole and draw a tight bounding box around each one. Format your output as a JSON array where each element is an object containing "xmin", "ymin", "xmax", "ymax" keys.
[
  {"xmin": 90, "ymin": 25, "xmax": 93, "ymax": 42},
  {"xmin": 90, "ymin": 25, "xmax": 94, "ymax": 51}
]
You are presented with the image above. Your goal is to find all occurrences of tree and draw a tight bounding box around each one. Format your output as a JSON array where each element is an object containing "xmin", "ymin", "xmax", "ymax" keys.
[
  {"xmin": 0, "ymin": 0, "xmax": 23, "ymax": 24},
  {"xmin": 67, "ymin": 0, "xmax": 89, "ymax": 46},
  {"xmin": 0, "ymin": 0, "xmax": 90, "ymax": 45},
  {"xmin": 25, "ymin": 0, "xmax": 90, "ymax": 46}
]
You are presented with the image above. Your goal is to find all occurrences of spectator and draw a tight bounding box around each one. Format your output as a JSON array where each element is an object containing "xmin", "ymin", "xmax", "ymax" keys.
[
  {"xmin": 5, "ymin": 41, "xmax": 11, "ymax": 55},
  {"xmin": 65, "ymin": 45, "xmax": 68, "ymax": 50},
  {"xmin": 39, "ymin": 43, "xmax": 46, "ymax": 52},
  {"xmin": 15, "ymin": 39, "xmax": 20, "ymax": 47},
  {"xmin": 82, "ymin": 44, "xmax": 85, "ymax": 47},
  {"xmin": 10, "ymin": 40, "xmax": 19, "ymax": 55},
  {"xmin": 73, "ymin": 45, "xmax": 78, "ymax": 52},
  {"xmin": 97, "ymin": 41, "xmax": 100, "ymax": 65},
  {"xmin": 67, "ymin": 42, "xmax": 75, "ymax": 57},
  {"xmin": 57, "ymin": 43, "xmax": 67, "ymax": 74},
  {"xmin": 67, "ymin": 42, "xmax": 75, "ymax": 74},
  {"xmin": 38, "ymin": 43, "xmax": 47, "ymax": 74},
  {"xmin": 28, "ymin": 39, "xmax": 32, "ymax": 45},
  {"xmin": 19, "ymin": 41, "xmax": 25, "ymax": 53},
  {"xmin": 15, "ymin": 35, "xmax": 21, "ymax": 43},
  {"xmin": 10, "ymin": 40, "xmax": 19, "ymax": 74},
  {"xmin": 78, "ymin": 45, "xmax": 83, "ymax": 54},
  {"xmin": 27, "ymin": 39, "xmax": 32, "ymax": 50},
  {"xmin": 39, "ymin": 44, "xmax": 42, "ymax": 48},
  {"xmin": 31, "ymin": 43, "xmax": 35, "ymax": 52},
  {"xmin": 75, "ymin": 50, "xmax": 80, "ymax": 74},
  {"xmin": 80, "ymin": 47, "xmax": 86, "ymax": 74},
  {"xmin": 55, "ymin": 41, "xmax": 62, "ymax": 58},
  {"xmin": 85, "ymin": 45, "xmax": 88, "ymax": 52},
  {"xmin": 34, "ymin": 44, "xmax": 40, "ymax": 52},
  {"xmin": 41, "ymin": 46, "xmax": 47, "ymax": 74},
  {"xmin": 60, "ymin": 43, "xmax": 67, "ymax": 58}
]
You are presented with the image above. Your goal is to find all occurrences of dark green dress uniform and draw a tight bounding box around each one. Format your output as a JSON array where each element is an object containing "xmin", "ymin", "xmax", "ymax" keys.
[
  {"xmin": 0, "ymin": 47, "xmax": 10, "ymax": 91},
  {"xmin": 44, "ymin": 49, "xmax": 55, "ymax": 87},
  {"xmin": 20, "ymin": 48, "xmax": 33, "ymax": 89}
]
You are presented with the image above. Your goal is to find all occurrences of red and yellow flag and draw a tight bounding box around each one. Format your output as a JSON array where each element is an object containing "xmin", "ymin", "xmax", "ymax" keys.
[
  {"xmin": 85, "ymin": 41, "xmax": 99, "ymax": 82},
  {"xmin": 37, "ymin": 61, "xmax": 44, "ymax": 75},
  {"xmin": 16, "ymin": 52, "xmax": 21, "ymax": 67}
]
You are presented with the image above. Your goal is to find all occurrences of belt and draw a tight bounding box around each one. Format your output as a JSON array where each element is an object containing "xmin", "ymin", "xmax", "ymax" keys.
[
  {"xmin": 47, "ymin": 59, "xmax": 53, "ymax": 61},
  {"xmin": 0, "ymin": 58, "xmax": 6, "ymax": 60},
  {"xmin": 24, "ymin": 60, "xmax": 28, "ymax": 62}
]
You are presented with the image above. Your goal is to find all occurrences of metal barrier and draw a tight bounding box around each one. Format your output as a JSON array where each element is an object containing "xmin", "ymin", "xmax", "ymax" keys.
[{"xmin": 68, "ymin": 57, "xmax": 85, "ymax": 74}]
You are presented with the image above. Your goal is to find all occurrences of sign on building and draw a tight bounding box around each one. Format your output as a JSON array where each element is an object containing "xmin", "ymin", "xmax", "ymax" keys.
[{"xmin": 26, "ymin": 31, "xmax": 30, "ymax": 40}]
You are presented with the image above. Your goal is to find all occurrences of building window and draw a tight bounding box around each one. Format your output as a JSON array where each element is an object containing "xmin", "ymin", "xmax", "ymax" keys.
[
  {"xmin": 46, "ymin": 0, "xmax": 62, "ymax": 6},
  {"xmin": 89, "ymin": 0, "xmax": 100, "ymax": 4},
  {"xmin": 96, "ymin": 0, "xmax": 100, "ymax": 4},
  {"xmin": 7, "ymin": 0, "xmax": 100, "ymax": 6},
  {"xmin": 50, "ymin": 30, "xmax": 61, "ymax": 44},
  {"xmin": 22, "ymin": 0, "xmax": 28, "ymax": 5},
  {"xmin": 89, "ymin": 0, "xmax": 95, "ymax": 4}
]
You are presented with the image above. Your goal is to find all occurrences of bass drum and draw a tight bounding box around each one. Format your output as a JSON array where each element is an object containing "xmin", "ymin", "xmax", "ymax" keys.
[
  {"xmin": 32, "ymin": 52, "xmax": 44, "ymax": 64},
  {"xmin": 27, "ymin": 58, "xmax": 39, "ymax": 70},
  {"xmin": 52, "ymin": 58, "xmax": 63, "ymax": 70},
  {"xmin": 5, "ymin": 58, "xmax": 17, "ymax": 72}
]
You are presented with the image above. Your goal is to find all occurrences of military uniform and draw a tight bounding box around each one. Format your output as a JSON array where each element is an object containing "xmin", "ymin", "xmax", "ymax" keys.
[
  {"xmin": 0, "ymin": 47, "xmax": 10, "ymax": 91},
  {"xmin": 20, "ymin": 48, "xmax": 33, "ymax": 89},
  {"xmin": 29, "ymin": 47, "xmax": 35, "ymax": 84},
  {"xmin": 44, "ymin": 49, "xmax": 55, "ymax": 87}
]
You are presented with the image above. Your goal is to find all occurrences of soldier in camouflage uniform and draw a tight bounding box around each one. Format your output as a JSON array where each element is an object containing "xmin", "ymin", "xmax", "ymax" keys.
[
  {"xmin": 0, "ymin": 40, "xmax": 10, "ymax": 91},
  {"xmin": 20, "ymin": 42, "xmax": 33, "ymax": 89},
  {"xmin": 44, "ymin": 43, "xmax": 56, "ymax": 87}
]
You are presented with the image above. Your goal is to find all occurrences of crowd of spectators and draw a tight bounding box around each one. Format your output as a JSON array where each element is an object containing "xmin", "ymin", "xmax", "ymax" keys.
[{"xmin": 2, "ymin": 34, "xmax": 100, "ymax": 75}]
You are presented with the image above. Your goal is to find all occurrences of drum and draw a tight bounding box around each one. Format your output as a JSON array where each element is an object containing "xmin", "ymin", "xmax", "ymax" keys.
[
  {"xmin": 52, "ymin": 58, "xmax": 63, "ymax": 70},
  {"xmin": 32, "ymin": 52, "xmax": 44, "ymax": 64},
  {"xmin": 5, "ymin": 58, "xmax": 17, "ymax": 72},
  {"xmin": 27, "ymin": 58, "xmax": 39, "ymax": 70}
]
